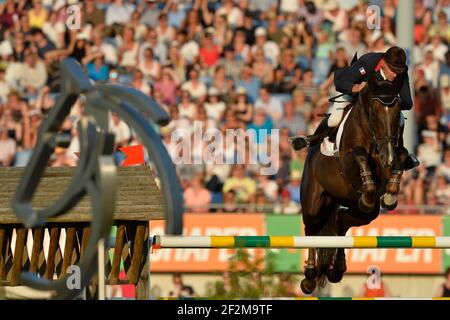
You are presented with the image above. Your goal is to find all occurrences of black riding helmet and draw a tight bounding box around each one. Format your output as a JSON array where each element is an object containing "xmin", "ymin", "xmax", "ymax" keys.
[{"xmin": 383, "ymin": 46, "xmax": 407, "ymax": 75}]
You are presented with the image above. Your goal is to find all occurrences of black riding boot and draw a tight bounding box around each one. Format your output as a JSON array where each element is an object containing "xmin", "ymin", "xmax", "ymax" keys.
[
  {"xmin": 398, "ymin": 118, "xmax": 420, "ymax": 171},
  {"xmin": 289, "ymin": 116, "xmax": 334, "ymax": 151}
]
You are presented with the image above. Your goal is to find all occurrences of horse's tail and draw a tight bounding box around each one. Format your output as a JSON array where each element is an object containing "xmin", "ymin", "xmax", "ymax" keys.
[{"xmin": 316, "ymin": 210, "xmax": 338, "ymax": 288}]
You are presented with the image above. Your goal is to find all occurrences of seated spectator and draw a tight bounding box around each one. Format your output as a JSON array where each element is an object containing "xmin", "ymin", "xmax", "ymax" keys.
[
  {"xmin": 247, "ymin": 108, "xmax": 273, "ymax": 145},
  {"xmin": 86, "ymin": 53, "xmax": 110, "ymax": 82},
  {"xmin": 106, "ymin": 0, "xmax": 135, "ymax": 26},
  {"xmin": 181, "ymin": 66, "xmax": 207, "ymax": 103},
  {"xmin": 223, "ymin": 165, "xmax": 256, "ymax": 203},
  {"xmin": 274, "ymin": 189, "xmax": 300, "ymax": 214},
  {"xmin": 0, "ymin": 127, "xmax": 16, "ymax": 166},
  {"xmin": 220, "ymin": 190, "xmax": 240, "ymax": 213},
  {"xmin": 231, "ymin": 87, "xmax": 254, "ymax": 124},
  {"xmin": 236, "ymin": 64, "xmax": 261, "ymax": 104},
  {"xmin": 285, "ymin": 171, "xmax": 301, "ymax": 203},
  {"xmin": 84, "ymin": 0, "xmax": 106, "ymax": 27},
  {"xmin": 435, "ymin": 267, "xmax": 450, "ymax": 297},
  {"xmin": 255, "ymin": 86, "xmax": 283, "ymax": 123},
  {"xmin": 276, "ymin": 99, "xmax": 306, "ymax": 135},
  {"xmin": 251, "ymin": 48, "xmax": 274, "ymax": 85},
  {"xmin": 138, "ymin": 48, "xmax": 161, "ymax": 82},
  {"xmin": 253, "ymin": 189, "xmax": 271, "ymax": 213},
  {"xmin": 154, "ymin": 68, "xmax": 178, "ymax": 106},
  {"xmin": 199, "ymin": 32, "xmax": 221, "ymax": 69},
  {"xmin": 184, "ymin": 175, "xmax": 211, "ymax": 213},
  {"xmin": 130, "ymin": 69, "xmax": 151, "ymax": 96},
  {"xmin": 5, "ymin": 49, "xmax": 47, "ymax": 96},
  {"xmin": 204, "ymin": 87, "xmax": 226, "ymax": 122},
  {"xmin": 118, "ymin": 26, "xmax": 140, "ymax": 70},
  {"xmin": 417, "ymin": 130, "xmax": 443, "ymax": 174},
  {"xmin": 168, "ymin": 273, "xmax": 196, "ymax": 298},
  {"xmin": 28, "ymin": 0, "xmax": 48, "ymax": 30},
  {"xmin": 109, "ymin": 112, "xmax": 131, "ymax": 150},
  {"xmin": 178, "ymin": 90, "xmax": 197, "ymax": 120}
]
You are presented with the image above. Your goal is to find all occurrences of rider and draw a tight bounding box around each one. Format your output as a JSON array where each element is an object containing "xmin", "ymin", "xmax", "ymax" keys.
[{"xmin": 290, "ymin": 46, "xmax": 419, "ymax": 170}]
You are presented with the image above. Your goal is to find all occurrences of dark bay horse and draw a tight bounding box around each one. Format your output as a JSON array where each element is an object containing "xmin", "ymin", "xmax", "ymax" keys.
[{"xmin": 299, "ymin": 73, "xmax": 409, "ymax": 294}]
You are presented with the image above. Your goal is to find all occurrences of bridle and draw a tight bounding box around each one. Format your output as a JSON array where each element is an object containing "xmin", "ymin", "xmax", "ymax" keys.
[{"xmin": 358, "ymin": 91, "xmax": 400, "ymax": 154}]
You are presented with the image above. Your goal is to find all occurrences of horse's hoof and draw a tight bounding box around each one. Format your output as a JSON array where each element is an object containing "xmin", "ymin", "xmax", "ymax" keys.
[
  {"xmin": 326, "ymin": 268, "xmax": 345, "ymax": 283},
  {"xmin": 358, "ymin": 196, "xmax": 374, "ymax": 213},
  {"xmin": 304, "ymin": 267, "xmax": 317, "ymax": 280},
  {"xmin": 300, "ymin": 278, "xmax": 316, "ymax": 295},
  {"xmin": 380, "ymin": 194, "xmax": 397, "ymax": 211}
]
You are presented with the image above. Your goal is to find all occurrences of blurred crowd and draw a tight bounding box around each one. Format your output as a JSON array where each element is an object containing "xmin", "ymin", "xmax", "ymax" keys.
[{"xmin": 0, "ymin": 0, "xmax": 449, "ymax": 214}]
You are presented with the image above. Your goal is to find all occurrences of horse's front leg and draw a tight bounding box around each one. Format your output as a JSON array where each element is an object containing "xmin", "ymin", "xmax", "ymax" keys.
[
  {"xmin": 381, "ymin": 147, "xmax": 408, "ymax": 210},
  {"xmin": 353, "ymin": 147, "xmax": 376, "ymax": 212}
]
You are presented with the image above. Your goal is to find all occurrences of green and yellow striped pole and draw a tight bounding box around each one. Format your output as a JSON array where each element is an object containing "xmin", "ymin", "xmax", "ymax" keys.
[{"xmin": 152, "ymin": 236, "xmax": 450, "ymax": 249}]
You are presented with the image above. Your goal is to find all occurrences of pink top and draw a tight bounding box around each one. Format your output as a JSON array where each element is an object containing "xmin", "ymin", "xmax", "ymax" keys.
[
  {"xmin": 154, "ymin": 81, "xmax": 178, "ymax": 106},
  {"xmin": 184, "ymin": 188, "xmax": 211, "ymax": 213}
]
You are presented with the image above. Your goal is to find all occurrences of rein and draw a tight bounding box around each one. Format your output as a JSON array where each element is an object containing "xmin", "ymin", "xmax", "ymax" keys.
[{"xmin": 358, "ymin": 91, "xmax": 399, "ymax": 153}]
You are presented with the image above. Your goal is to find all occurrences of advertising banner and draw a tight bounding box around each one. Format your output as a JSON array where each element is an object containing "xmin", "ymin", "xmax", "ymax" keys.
[
  {"xmin": 344, "ymin": 215, "xmax": 442, "ymax": 274},
  {"xmin": 149, "ymin": 214, "xmax": 265, "ymax": 272},
  {"xmin": 265, "ymin": 215, "xmax": 302, "ymax": 273},
  {"xmin": 443, "ymin": 216, "xmax": 450, "ymax": 272}
]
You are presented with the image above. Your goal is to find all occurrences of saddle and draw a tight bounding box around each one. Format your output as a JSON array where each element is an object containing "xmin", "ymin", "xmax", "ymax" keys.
[{"xmin": 321, "ymin": 103, "xmax": 353, "ymax": 157}]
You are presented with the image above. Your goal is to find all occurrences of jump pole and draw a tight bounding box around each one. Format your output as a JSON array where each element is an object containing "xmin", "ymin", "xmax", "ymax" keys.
[{"xmin": 151, "ymin": 236, "xmax": 450, "ymax": 249}]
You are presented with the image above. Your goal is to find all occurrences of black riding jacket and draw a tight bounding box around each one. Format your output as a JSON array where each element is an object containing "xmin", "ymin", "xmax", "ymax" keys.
[{"xmin": 334, "ymin": 52, "xmax": 413, "ymax": 110}]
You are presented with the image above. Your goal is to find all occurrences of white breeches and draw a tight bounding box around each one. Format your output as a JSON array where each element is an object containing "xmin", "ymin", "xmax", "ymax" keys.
[{"xmin": 327, "ymin": 95, "xmax": 353, "ymax": 127}]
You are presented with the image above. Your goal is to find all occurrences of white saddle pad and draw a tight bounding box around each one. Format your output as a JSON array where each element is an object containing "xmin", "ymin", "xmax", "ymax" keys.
[{"xmin": 320, "ymin": 107, "xmax": 353, "ymax": 157}]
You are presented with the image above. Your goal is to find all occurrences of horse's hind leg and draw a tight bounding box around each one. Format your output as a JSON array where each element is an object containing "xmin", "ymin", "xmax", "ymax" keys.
[{"xmin": 326, "ymin": 209, "xmax": 349, "ymax": 283}]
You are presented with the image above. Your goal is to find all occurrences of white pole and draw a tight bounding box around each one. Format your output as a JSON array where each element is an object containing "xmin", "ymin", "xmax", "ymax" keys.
[
  {"xmin": 396, "ymin": 0, "xmax": 416, "ymax": 152},
  {"xmin": 97, "ymin": 239, "xmax": 106, "ymax": 300}
]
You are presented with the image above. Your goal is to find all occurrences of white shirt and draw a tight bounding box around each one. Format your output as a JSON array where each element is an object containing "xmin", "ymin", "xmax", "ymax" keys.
[
  {"xmin": 181, "ymin": 81, "xmax": 207, "ymax": 101},
  {"xmin": 204, "ymin": 101, "xmax": 226, "ymax": 121},
  {"xmin": 109, "ymin": 119, "xmax": 131, "ymax": 145},
  {"xmin": 255, "ymin": 97, "xmax": 283, "ymax": 122},
  {"xmin": 180, "ymin": 41, "xmax": 200, "ymax": 64},
  {"xmin": 105, "ymin": 3, "xmax": 135, "ymax": 26}
]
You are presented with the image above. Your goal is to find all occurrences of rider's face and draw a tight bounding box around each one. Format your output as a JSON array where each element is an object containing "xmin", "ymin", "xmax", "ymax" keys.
[{"xmin": 382, "ymin": 63, "xmax": 398, "ymax": 82}]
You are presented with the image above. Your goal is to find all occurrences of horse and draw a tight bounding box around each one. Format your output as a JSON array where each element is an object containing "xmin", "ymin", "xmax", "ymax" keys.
[{"xmin": 299, "ymin": 72, "xmax": 409, "ymax": 294}]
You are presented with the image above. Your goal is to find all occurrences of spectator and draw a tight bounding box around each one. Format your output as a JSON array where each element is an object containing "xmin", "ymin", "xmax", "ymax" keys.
[
  {"xmin": 28, "ymin": 0, "xmax": 48, "ymax": 30},
  {"xmin": 255, "ymin": 86, "xmax": 283, "ymax": 123},
  {"xmin": 106, "ymin": 0, "xmax": 135, "ymax": 26},
  {"xmin": 0, "ymin": 126, "xmax": 16, "ymax": 166},
  {"xmin": 184, "ymin": 175, "xmax": 211, "ymax": 213},
  {"xmin": 138, "ymin": 48, "xmax": 161, "ymax": 81},
  {"xmin": 435, "ymin": 267, "xmax": 450, "ymax": 297},
  {"xmin": 109, "ymin": 112, "xmax": 131, "ymax": 150},
  {"xmin": 285, "ymin": 171, "xmax": 301, "ymax": 204},
  {"xmin": 274, "ymin": 189, "xmax": 300, "ymax": 214},
  {"xmin": 169, "ymin": 273, "xmax": 196, "ymax": 298},
  {"xmin": 223, "ymin": 165, "xmax": 256, "ymax": 203},
  {"xmin": 417, "ymin": 130, "xmax": 443, "ymax": 173},
  {"xmin": 85, "ymin": 52, "xmax": 110, "ymax": 82},
  {"xmin": 359, "ymin": 280, "xmax": 392, "ymax": 297},
  {"xmin": 236, "ymin": 64, "xmax": 261, "ymax": 103},
  {"xmin": 181, "ymin": 66, "xmax": 207, "ymax": 103}
]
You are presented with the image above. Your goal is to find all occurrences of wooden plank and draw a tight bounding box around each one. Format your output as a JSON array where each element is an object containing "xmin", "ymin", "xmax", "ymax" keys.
[
  {"xmin": 127, "ymin": 223, "xmax": 146, "ymax": 284},
  {"xmin": 11, "ymin": 227, "xmax": 27, "ymax": 286},
  {"xmin": 61, "ymin": 227, "xmax": 76, "ymax": 275},
  {"xmin": 109, "ymin": 225, "xmax": 126, "ymax": 285},
  {"xmin": 0, "ymin": 226, "xmax": 7, "ymax": 280},
  {"xmin": 29, "ymin": 228, "xmax": 44, "ymax": 274},
  {"xmin": 44, "ymin": 227, "xmax": 60, "ymax": 280},
  {"xmin": 135, "ymin": 224, "xmax": 150, "ymax": 300}
]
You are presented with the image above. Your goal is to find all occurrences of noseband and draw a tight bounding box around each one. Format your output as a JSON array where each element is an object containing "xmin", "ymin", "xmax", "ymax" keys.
[{"xmin": 359, "ymin": 92, "xmax": 400, "ymax": 153}]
